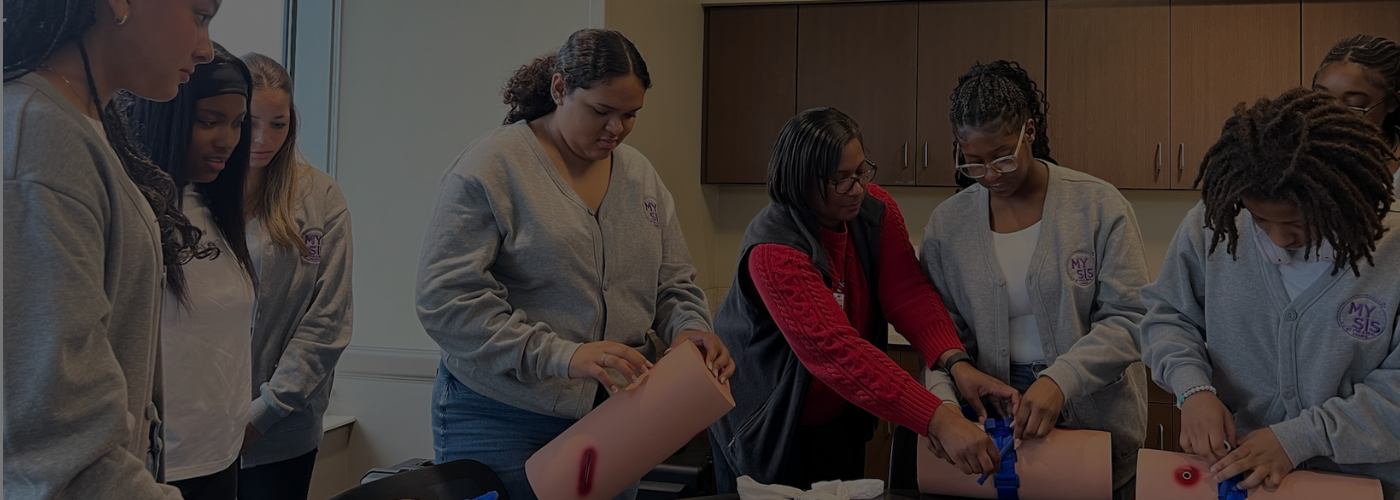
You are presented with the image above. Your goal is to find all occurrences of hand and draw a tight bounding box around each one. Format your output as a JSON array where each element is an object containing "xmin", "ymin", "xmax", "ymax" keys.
[
  {"xmin": 927, "ymin": 403, "xmax": 1000, "ymax": 476},
  {"xmin": 1179, "ymin": 391, "xmax": 1237, "ymax": 463},
  {"xmin": 949, "ymin": 362, "xmax": 1021, "ymax": 423},
  {"xmin": 668, "ymin": 331, "xmax": 735, "ymax": 384},
  {"xmin": 1014, "ymin": 376, "xmax": 1065, "ymax": 441},
  {"xmin": 1211, "ymin": 428, "xmax": 1294, "ymax": 492},
  {"xmin": 240, "ymin": 423, "xmax": 262, "ymax": 455},
  {"xmin": 569, "ymin": 341, "xmax": 652, "ymax": 393}
]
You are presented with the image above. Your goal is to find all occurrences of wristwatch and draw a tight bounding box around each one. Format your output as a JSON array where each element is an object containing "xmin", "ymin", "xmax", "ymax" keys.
[{"xmin": 941, "ymin": 350, "xmax": 974, "ymax": 376}]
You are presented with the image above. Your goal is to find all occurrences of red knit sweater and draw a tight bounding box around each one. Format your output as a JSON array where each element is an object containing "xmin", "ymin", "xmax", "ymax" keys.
[{"xmin": 748, "ymin": 185, "xmax": 964, "ymax": 435}]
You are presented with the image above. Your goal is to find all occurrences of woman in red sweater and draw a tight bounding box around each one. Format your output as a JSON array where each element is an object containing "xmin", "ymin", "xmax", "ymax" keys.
[{"xmin": 708, "ymin": 107, "xmax": 1019, "ymax": 491}]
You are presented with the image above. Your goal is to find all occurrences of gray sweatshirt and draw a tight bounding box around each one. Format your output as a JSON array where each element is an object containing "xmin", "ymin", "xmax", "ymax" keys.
[
  {"xmin": 921, "ymin": 163, "xmax": 1149, "ymax": 489},
  {"xmin": 416, "ymin": 122, "xmax": 712, "ymax": 420},
  {"xmin": 243, "ymin": 167, "xmax": 353, "ymax": 468},
  {"xmin": 3, "ymin": 73, "xmax": 182, "ymax": 499},
  {"xmin": 1142, "ymin": 204, "xmax": 1400, "ymax": 498}
]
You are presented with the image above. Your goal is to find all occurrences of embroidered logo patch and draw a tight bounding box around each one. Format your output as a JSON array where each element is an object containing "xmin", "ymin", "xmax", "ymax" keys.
[
  {"xmin": 302, "ymin": 228, "xmax": 324, "ymax": 264},
  {"xmin": 643, "ymin": 196, "xmax": 660, "ymax": 229},
  {"xmin": 1336, "ymin": 294, "xmax": 1387, "ymax": 341},
  {"xmin": 1066, "ymin": 250, "xmax": 1096, "ymax": 287}
]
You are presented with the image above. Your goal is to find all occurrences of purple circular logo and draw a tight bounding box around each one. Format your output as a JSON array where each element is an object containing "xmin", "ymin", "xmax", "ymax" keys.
[
  {"xmin": 1066, "ymin": 250, "xmax": 1096, "ymax": 287},
  {"xmin": 302, "ymin": 228, "xmax": 324, "ymax": 264},
  {"xmin": 643, "ymin": 196, "xmax": 660, "ymax": 229},
  {"xmin": 1336, "ymin": 294, "xmax": 1387, "ymax": 341}
]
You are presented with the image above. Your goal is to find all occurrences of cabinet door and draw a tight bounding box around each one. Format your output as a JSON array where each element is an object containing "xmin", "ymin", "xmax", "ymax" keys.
[
  {"xmin": 916, "ymin": 1, "xmax": 1046, "ymax": 186},
  {"xmin": 1169, "ymin": 0, "xmax": 1302, "ymax": 189},
  {"xmin": 703, "ymin": 6, "xmax": 799, "ymax": 184},
  {"xmin": 1146, "ymin": 402, "xmax": 1180, "ymax": 451},
  {"xmin": 797, "ymin": 2, "xmax": 920, "ymax": 186},
  {"xmin": 1047, "ymin": 0, "xmax": 1170, "ymax": 189},
  {"xmin": 1302, "ymin": 0, "xmax": 1400, "ymax": 83}
]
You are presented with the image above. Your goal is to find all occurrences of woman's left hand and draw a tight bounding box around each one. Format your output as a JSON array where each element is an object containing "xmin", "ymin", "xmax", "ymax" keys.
[
  {"xmin": 1013, "ymin": 376, "xmax": 1065, "ymax": 440},
  {"xmin": 1211, "ymin": 427, "xmax": 1296, "ymax": 492},
  {"xmin": 670, "ymin": 331, "xmax": 734, "ymax": 383}
]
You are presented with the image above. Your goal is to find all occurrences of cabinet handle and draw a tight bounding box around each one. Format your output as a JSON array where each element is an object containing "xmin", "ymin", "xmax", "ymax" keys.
[
  {"xmin": 923, "ymin": 142, "xmax": 929, "ymax": 170},
  {"xmin": 1154, "ymin": 143, "xmax": 1162, "ymax": 175},
  {"xmin": 903, "ymin": 143, "xmax": 909, "ymax": 169},
  {"xmin": 1158, "ymin": 423, "xmax": 1165, "ymax": 450},
  {"xmin": 1178, "ymin": 143, "xmax": 1186, "ymax": 179}
]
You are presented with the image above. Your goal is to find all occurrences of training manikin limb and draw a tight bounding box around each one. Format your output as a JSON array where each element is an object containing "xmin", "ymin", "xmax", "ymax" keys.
[
  {"xmin": 917, "ymin": 421, "xmax": 1114, "ymax": 500},
  {"xmin": 526, "ymin": 339, "xmax": 736, "ymax": 500},
  {"xmin": 1135, "ymin": 449, "xmax": 1382, "ymax": 500}
]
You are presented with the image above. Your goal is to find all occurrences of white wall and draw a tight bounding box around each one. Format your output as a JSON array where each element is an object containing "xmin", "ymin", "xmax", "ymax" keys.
[{"xmin": 209, "ymin": 0, "xmax": 286, "ymax": 61}]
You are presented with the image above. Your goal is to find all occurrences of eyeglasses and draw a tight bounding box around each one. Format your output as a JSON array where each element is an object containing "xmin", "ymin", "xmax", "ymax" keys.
[
  {"xmin": 954, "ymin": 122, "xmax": 1026, "ymax": 179},
  {"xmin": 828, "ymin": 159, "xmax": 878, "ymax": 194},
  {"xmin": 1348, "ymin": 95, "xmax": 1394, "ymax": 116}
]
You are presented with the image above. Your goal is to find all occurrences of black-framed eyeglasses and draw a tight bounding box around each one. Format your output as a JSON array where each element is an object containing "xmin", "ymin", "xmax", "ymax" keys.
[
  {"xmin": 953, "ymin": 121, "xmax": 1026, "ymax": 179},
  {"xmin": 828, "ymin": 159, "xmax": 878, "ymax": 194}
]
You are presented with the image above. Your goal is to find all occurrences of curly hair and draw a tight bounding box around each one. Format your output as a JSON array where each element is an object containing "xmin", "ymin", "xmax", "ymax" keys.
[
  {"xmin": 1196, "ymin": 88, "xmax": 1393, "ymax": 276},
  {"xmin": 502, "ymin": 28, "xmax": 651, "ymax": 124}
]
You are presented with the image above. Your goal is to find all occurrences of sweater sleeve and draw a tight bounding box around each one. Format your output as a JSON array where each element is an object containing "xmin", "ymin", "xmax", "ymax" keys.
[
  {"xmin": 3, "ymin": 180, "xmax": 182, "ymax": 499},
  {"xmin": 866, "ymin": 186, "xmax": 965, "ymax": 369},
  {"xmin": 650, "ymin": 182, "xmax": 714, "ymax": 342},
  {"xmin": 1038, "ymin": 197, "xmax": 1151, "ymax": 400},
  {"xmin": 250, "ymin": 177, "xmax": 354, "ymax": 433},
  {"xmin": 749, "ymin": 242, "xmax": 945, "ymax": 435},
  {"xmin": 1140, "ymin": 206, "xmax": 1215, "ymax": 396},
  {"xmin": 416, "ymin": 172, "xmax": 580, "ymax": 383}
]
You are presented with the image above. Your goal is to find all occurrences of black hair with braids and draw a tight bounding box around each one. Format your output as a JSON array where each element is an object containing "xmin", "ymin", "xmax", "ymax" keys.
[
  {"xmin": 127, "ymin": 43, "xmax": 257, "ymax": 289},
  {"xmin": 501, "ymin": 28, "xmax": 651, "ymax": 125},
  {"xmin": 1314, "ymin": 34, "xmax": 1400, "ymax": 143},
  {"xmin": 4, "ymin": 0, "xmax": 208, "ymax": 303},
  {"xmin": 1196, "ymin": 88, "xmax": 1393, "ymax": 277},
  {"xmin": 948, "ymin": 60, "xmax": 1056, "ymax": 189}
]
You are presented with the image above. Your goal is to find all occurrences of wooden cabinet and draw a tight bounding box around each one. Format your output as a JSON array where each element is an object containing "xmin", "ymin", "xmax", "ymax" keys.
[
  {"xmin": 1047, "ymin": 0, "xmax": 1171, "ymax": 189},
  {"xmin": 916, "ymin": 1, "xmax": 1046, "ymax": 186},
  {"xmin": 1169, "ymin": 0, "xmax": 1301, "ymax": 188},
  {"xmin": 702, "ymin": 6, "xmax": 798, "ymax": 184},
  {"xmin": 797, "ymin": 2, "xmax": 920, "ymax": 186},
  {"xmin": 1145, "ymin": 367, "xmax": 1181, "ymax": 451},
  {"xmin": 865, "ymin": 345, "xmax": 925, "ymax": 481},
  {"xmin": 1301, "ymin": 0, "xmax": 1400, "ymax": 83}
]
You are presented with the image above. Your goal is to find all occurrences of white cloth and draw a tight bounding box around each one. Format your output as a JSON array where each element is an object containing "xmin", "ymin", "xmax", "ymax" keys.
[
  {"xmin": 737, "ymin": 476, "xmax": 884, "ymax": 500},
  {"xmin": 161, "ymin": 186, "xmax": 255, "ymax": 480},
  {"xmin": 993, "ymin": 221, "xmax": 1045, "ymax": 363},
  {"xmin": 1249, "ymin": 216, "xmax": 1335, "ymax": 301},
  {"xmin": 246, "ymin": 217, "xmax": 266, "ymax": 278}
]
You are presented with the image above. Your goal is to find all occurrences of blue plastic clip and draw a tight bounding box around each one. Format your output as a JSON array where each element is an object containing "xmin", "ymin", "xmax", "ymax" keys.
[
  {"xmin": 972, "ymin": 411, "xmax": 1020, "ymax": 500},
  {"xmin": 465, "ymin": 492, "xmax": 499, "ymax": 500},
  {"xmin": 1217, "ymin": 474, "xmax": 1248, "ymax": 500}
]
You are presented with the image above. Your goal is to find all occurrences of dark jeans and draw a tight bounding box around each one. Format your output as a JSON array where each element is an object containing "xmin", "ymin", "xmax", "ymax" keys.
[
  {"xmin": 237, "ymin": 449, "xmax": 318, "ymax": 500},
  {"xmin": 171, "ymin": 459, "xmax": 239, "ymax": 500}
]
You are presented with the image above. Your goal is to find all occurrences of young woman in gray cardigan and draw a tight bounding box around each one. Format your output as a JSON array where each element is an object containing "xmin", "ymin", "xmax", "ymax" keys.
[
  {"xmin": 415, "ymin": 29, "xmax": 732, "ymax": 500},
  {"xmin": 235, "ymin": 54, "xmax": 354, "ymax": 500},
  {"xmin": 1142, "ymin": 88, "xmax": 1400, "ymax": 499},
  {"xmin": 921, "ymin": 61, "xmax": 1150, "ymax": 499},
  {"xmin": 4, "ymin": 1, "xmax": 220, "ymax": 497}
]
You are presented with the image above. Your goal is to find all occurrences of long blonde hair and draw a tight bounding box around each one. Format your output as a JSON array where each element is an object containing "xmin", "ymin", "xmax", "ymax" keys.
[{"xmin": 242, "ymin": 52, "xmax": 311, "ymax": 257}]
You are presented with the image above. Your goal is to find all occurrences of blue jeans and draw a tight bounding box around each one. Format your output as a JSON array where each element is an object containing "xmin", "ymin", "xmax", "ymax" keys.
[{"xmin": 432, "ymin": 362, "xmax": 638, "ymax": 500}]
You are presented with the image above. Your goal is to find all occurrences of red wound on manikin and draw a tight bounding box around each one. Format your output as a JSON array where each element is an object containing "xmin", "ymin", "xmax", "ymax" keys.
[{"xmin": 578, "ymin": 447, "xmax": 598, "ymax": 495}]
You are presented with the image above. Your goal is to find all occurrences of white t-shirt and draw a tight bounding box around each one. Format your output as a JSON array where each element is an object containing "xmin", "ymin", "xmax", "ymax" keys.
[
  {"xmin": 162, "ymin": 186, "xmax": 255, "ymax": 480},
  {"xmin": 1250, "ymin": 216, "xmax": 1334, "ymax": 302},
  {"xmin": 993, "ymin": 221, "xmax": 1046, "ymax": 363}
]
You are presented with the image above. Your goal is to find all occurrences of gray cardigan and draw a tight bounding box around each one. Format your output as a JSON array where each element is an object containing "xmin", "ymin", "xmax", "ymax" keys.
[
  {"xmin": 243, "ymin": 168, "xmax": 353, "ymax": 468},
  {"xmin": 3, "ymin": 74, "xmax": 182, "ymax": 499},
  {"xmin": 921, "ymin": 163, "xmax": 1149, "ymax": 489},
  {"xmin": 1142, "ymin": 204, "xmax": 1400, "ymax": 498},
  {"xmin": 416, "ymin": 122, "xmax": 712, "ymax": 419}
]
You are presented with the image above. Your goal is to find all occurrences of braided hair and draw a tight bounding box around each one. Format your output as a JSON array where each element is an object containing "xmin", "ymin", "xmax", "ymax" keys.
[
  {"xmin": 1196, "ymin": 88, "xmax": 1393, "ymax": 276},
  {"xmin": 949, "ymin": 60, "xmax": 1056, "ymax": 188},
  {"xmin": 5, "ymin": 0, "xmax": 207, "ymax": 302},
  {"xmin": 1315, "ymin": 34, "xmax": 1400, "ymax": 143},
  {"xmin": 501, "ymin": 28, "xmax": 652, "ymax": 125}
]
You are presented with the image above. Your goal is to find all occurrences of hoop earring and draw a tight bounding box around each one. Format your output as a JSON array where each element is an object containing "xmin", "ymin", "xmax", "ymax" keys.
[{"xmin": 116, "ymin": 12, "xmax": 129, "ymax": 25}]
